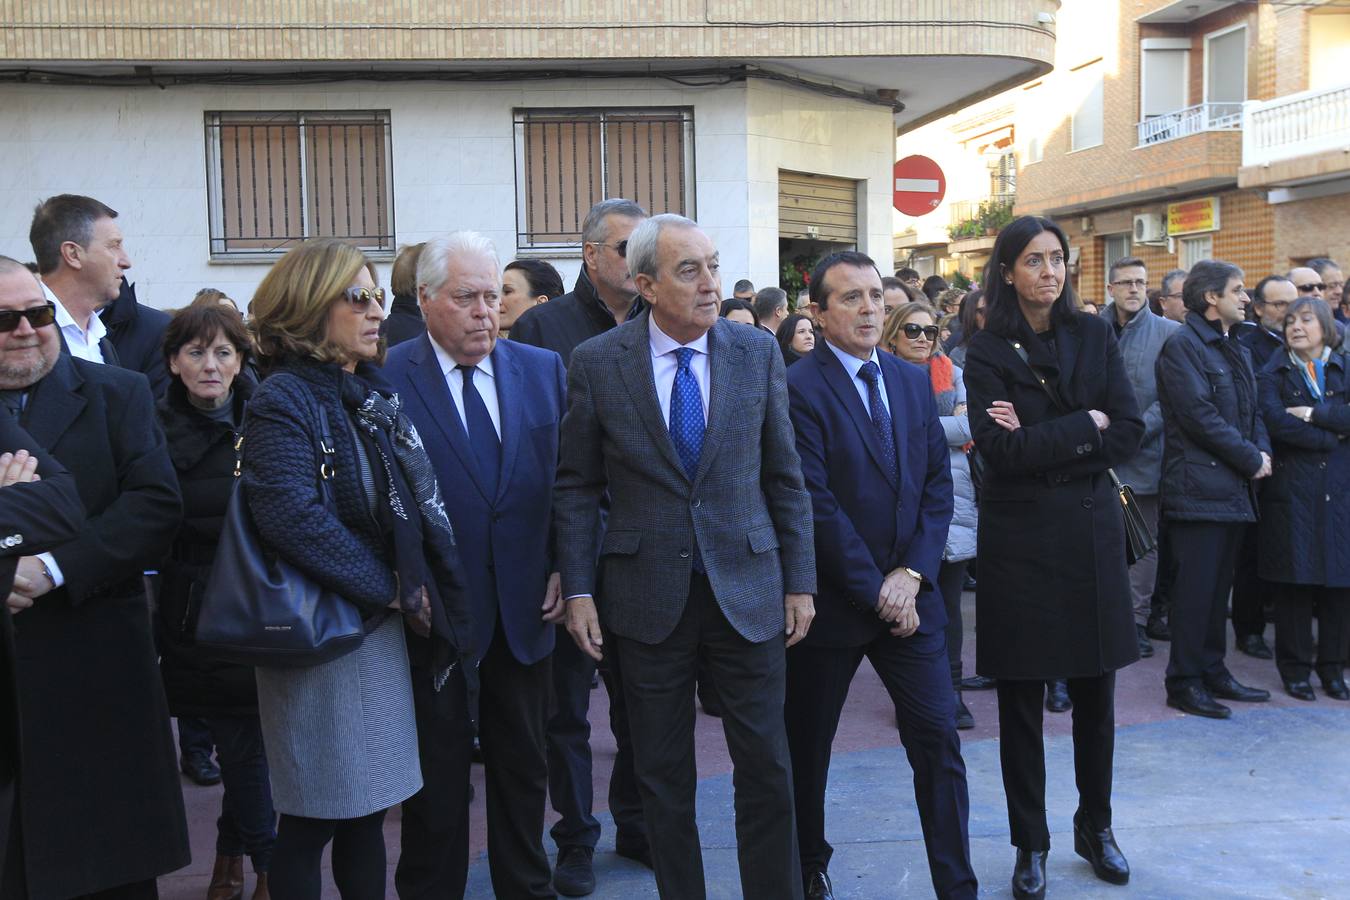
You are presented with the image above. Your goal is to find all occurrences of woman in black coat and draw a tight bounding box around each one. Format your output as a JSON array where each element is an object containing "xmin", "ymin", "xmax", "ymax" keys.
[
  {"xmin": 157, "ymin": 303, "xmax": 275, "ymax": 899},
  {"xmin": 962, "ymin": 216, "xmax": 1143, "ymax": 900},
  {"xmin": 1256, "ymin": 297, "xmax": 1350, "ymax": 701}
]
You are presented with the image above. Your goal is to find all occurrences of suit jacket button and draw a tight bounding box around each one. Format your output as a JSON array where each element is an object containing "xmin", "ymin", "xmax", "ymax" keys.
[
  {"xmin": 679, "ymin": 549, "xmax": 690, "ymax": 559},
  {"xmin": 1082, "ymin": 497, "xmax": 1093, "ymax": 509}
]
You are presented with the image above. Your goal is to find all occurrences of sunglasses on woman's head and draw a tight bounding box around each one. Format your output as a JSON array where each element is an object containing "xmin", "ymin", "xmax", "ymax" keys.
[
  {"xmin": 341, "ymin": 287, "xmax": 386, "ymax": 311},
  {"xmin": 902, "ymin": 323, "xmax": 940, "ymax": 340},
  {"xmin": 0, "ymin": 302, "xmax": 57, "ymax": 333}
]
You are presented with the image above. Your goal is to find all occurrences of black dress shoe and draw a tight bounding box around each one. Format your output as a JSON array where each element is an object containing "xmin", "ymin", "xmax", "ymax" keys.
[
  {"xmin": 552, "ymin": 845, "xmax": 596, "ymax": 897},
  {"xmin": 1321, "ymin": 675, "xmax": 1350, "ymax": 700},
  {"xmin": 1011, "ymin": 849, "xmax": 1047, "ymax": 899},
  {"xmin": 180, "ymin": 753, "xmax": 222, "ymax": 786},
  {"xmin": 959, "ymin": 674, "xmax": 997, "ymax": 691},
  {"xmin": 1236, "ymin": 634, "xmax": 1273, "ymax": 659},
  {"xmin": 1166, "ymin": 684, "xmax": 1231, "ymax": 719},
  {"xmin": 963, "ymin": 573, "xmax": 978, "ymax": 591},
  {"xmin": 1073, "ymin": 812, "xmax": 1130, "ymax": 885},
  {"xmin": 614, "ymin": 833, "xmax": 653, "ymax": 869},
  {"xmin": 1205, "ymin": 673, "xmax": 1270, "ymax": 702},
  {"xmin": 1136, "ymin": 624, "xmax": 1154, "ymax": 659},
  {"xmin": 1045, "ymin": 680, "xmax": 1071, "ymax": 713},
  {"xmin": 1283, "ymin": 679, "xmax": 1316, "ymax": 701},
  {"xmin": 1145, "ymin": 612, "xmax": 1171, "ymax": 642},
  {"xmin": 954, "ymin": 693, "xmax": 975, "ymax": 730},
  {"xmin": 804, "ymin": 868, "xmax": 835, "ymax": 900}
]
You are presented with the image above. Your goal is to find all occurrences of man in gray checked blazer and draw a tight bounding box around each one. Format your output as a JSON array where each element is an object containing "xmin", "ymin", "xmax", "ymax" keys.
[{"xmin": 555, "ymin": 213, "xmax": 817, "ymax": 900}]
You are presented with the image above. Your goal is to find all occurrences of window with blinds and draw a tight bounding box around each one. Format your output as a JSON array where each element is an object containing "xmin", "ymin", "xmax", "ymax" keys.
[
  {"xmin": 205, "ymin": 111, "xmax": 395, "ymax": 259},
  {"xmin": 514, "ymin": 108, "xmax": 695, "ymax": 249}
]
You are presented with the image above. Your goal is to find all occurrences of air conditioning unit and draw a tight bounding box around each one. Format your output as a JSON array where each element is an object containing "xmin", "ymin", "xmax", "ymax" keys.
[{"xmin": 1133, "ymin": 213, "xmax": 1166, "ymax": 244}]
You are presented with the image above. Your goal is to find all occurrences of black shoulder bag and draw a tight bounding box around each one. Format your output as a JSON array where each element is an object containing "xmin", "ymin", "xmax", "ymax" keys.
[
  {"xmin": 194, "ymin": 405, "xmax": 367, "ymax": 667},
  {"xmin": 1006, "ymin": 339, "xmax": 1156, "ymax": 565}
]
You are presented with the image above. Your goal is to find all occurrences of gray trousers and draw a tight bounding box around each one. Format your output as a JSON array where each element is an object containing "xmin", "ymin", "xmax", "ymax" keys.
[{"xmin": 1128, "ymin": 493, "xmax": 1161, "ymax": 625}]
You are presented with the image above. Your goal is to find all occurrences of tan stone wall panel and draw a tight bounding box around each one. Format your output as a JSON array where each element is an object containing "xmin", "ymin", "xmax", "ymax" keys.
[{"xmin": 0, "ymin": 0, "xmax": 1057, "ymax": 63}]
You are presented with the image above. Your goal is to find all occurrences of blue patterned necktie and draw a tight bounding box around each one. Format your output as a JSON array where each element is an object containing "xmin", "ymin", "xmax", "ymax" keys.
[
  {"xmin": 458, "ymin": 364, "xmax": 500, "ymax": 497},
  {"xmin": 857, "ymin": 360, "xmax": 898, "ymax": 484},
  {"xmin": 669, "ymin": 347, "xmax": 705, "ymax": 479}
]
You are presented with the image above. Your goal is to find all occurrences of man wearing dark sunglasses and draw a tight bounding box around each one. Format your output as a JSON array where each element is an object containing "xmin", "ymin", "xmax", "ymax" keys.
[
  {"xmin": 509, "ymin": 198, "xmax": 656, "ymax": 896},
  {"xmin": 0, "ymin": 255, "xmax": 188, "ymax": 898},
  {"xmin": 1288, "ymin": 266, "xmax": 1325, "ymax": 300}
]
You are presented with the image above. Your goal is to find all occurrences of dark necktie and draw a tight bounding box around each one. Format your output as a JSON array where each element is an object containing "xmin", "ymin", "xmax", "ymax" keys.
[
  {"xmin": 668, "ymin": 347, "xmax": 705, "ymax": 479},
  {"xmin": 457, "ymin": 364, "xmax": 500, "ymax": 497},
  {"xmin": 857, "ymin": 360, "xmax": 898, "ymax": 484}
]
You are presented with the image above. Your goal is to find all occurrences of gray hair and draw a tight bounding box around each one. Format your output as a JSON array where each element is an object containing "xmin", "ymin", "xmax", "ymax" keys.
[
  {"xmin": 581, "ymin": 198, "xmax": 648, "ymax": 245},
  {"xmin": 1161, "ymin": 268, "xmax": 1188, "ymax": 295},
  {"xmin": 625, "ymin": 213, "xmax": 700, "ymax": 282},
  {"xmin": 1308, "ymin": 257, "xmax": 1341, "ymax": 278},
  {"xmin": 1285, "ymin": 296, "xmax": 1341, "ymax": 350},
  {"xmin": 416, "ymin": 231, "xmax": 500, "ymax": 295},
  {"xmin": 753, "ymin": 286, "xmax": 788, "ymax": 321}
]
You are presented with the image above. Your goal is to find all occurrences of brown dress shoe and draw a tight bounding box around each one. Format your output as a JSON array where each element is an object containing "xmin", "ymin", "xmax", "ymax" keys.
[{"xmin": 207, "ymin": 854, "xmax": 245, "ymax": 900}]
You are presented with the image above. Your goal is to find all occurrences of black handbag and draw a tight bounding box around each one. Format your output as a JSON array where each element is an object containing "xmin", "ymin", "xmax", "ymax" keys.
[
  {"xmin": 1005, "ymin": 339, "xmax": 1157, "ymax": 565},
  {"xmin": 194, "ymin": 405, "xmax": 367, "ymax": 667}
]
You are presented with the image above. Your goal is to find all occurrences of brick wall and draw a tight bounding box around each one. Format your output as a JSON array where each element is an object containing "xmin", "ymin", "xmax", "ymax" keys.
[{"xmin": 1274, "ymin": 196, "xmax": 1350, "ymax": 269}]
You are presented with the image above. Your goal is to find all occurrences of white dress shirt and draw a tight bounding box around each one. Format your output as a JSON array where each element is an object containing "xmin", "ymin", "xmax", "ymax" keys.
[
  {"xmin": 825, "ymin": 339, "xmax": 891, "ymax": 419},
  {"xmin": 431, "ymin": 338, "xmax": 501, "ymax": 440},
  {"xmin": 45, "ymin": 283, "xmax": 106, "ymax": 365},
  {"xmin": 649, "ymin": 315, "xmax": 710, "ymax": 426}
]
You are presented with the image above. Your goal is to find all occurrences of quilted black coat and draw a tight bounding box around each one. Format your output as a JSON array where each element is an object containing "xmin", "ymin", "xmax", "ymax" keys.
[
  {"xmin": 1256, "ymin": 349, "xmax": 1350, "ymax": 587},
  {"xmin": 156, "ymin": 376, "xmax": 258, "ymax": 716}
]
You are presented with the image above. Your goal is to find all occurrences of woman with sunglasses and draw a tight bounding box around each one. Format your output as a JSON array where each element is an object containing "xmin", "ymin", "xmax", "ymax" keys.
[
  {"xmin": 882, "ymin": 302, "xmax": 980, "ymax": 730},
  {"xmin": 242, "ymin": 238, "xmax": 472, "ymax": 899},
  {"xmin": 1256, "ymin": 296, "xmax": 1350, "ymax": 701},
  {"xmin": 962, "ymin": 216, "xmax": 1143, "ymax": 899}
]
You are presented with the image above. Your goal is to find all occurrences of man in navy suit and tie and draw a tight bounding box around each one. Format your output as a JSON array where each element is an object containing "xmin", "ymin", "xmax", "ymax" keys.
[
  {"xmin": 784, "ymin": 251, "xmax": 977, "ymax": 900},
  {"xmin": 383, "ymin": 232, "xmax": 567, "ymax": 899}
]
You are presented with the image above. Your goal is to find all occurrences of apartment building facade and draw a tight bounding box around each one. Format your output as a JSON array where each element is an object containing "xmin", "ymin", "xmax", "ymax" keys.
[
  {"xmin": 1014, "ymin": 0, "xmax": 1350, "ymax": 301},
  {"xmin": 0, "ymin": 1, "xmax": 1057, "ymax": 309}
]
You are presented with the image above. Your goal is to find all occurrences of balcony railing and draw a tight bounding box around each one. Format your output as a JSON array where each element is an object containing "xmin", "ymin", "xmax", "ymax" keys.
[
  {"xmin": 1137, "ymin": 102, "xmax": 1243, "ymax": 146},
  {"xmin": 948, "ymin": 194, "xmax": 1016, "ymax": 227},
  {"xmin": 1242, "ymin": 82, "xmax": 1350, "ymax": 168}
]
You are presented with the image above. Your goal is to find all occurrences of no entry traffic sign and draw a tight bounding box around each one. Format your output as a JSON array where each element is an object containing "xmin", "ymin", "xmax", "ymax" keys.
[{"xmin": 893, "ymin": 155, "xmax": 946, "ymax": 216}]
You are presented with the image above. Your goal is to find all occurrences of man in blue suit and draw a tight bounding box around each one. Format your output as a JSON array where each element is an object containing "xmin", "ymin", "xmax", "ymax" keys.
[
  {"xmin": 784, "ymin": 251, "xmax": 977, "ymax": 900},
  {"xmin": 384, "ymin": 231, "xmax": 567, "ymax": 900}
]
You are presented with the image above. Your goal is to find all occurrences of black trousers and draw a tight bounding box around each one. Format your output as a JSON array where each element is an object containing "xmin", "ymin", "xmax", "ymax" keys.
[
  {"xmin": 1273, "ymin": 584, "xmax": 1350, "ymax": 682},
  {"xmin": 996, "ymin": 673, "xmax": 1116, "ymax": 851},
  {"xmin": 1166, "ymin": 522, "xmax": 1244, "ymax": 691},
  {"xmin": 0, "ymin": 773, "xmax": 23, "ymax": 899},
  {"xmin": 545, "ymin": 622, "xmax": 646, "ymax": 851},
  {"xmin": 615, "ymin": 573, "xmax": 801, "ymax": 900},
  {"xmin": 1231, "ymin": 523, "xmax": 1270, "ymax": 641},
  {"xmin": 272, "ymin": 810, "xmax": 386, "ymax": 900},
  {"xmin": 785, "ymin": 628, "xmax": 977, "ymax": 899},
  {"xmin": 1150, "ymin": 517, "xmax": 1174, "ymax": 622},
  {"xmin": 397, "ymin": 626, "xmax": 553, "ymax": 900},
  {"xmin": 938, "ymin": 560, "xmax": 970, "ymax": 685}
]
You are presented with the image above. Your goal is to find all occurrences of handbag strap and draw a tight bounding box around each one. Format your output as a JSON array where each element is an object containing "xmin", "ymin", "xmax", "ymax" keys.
[
  {"xmin": 235, "ymin": 400, "xmax": 340, "ymax": 503},
  {"xmin": 1005, "ymin": 338, "xmax": 1124, "ymax": 489}
]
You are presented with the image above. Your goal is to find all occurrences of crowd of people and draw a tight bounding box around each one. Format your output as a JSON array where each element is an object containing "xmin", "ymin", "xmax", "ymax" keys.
[{"xmin": 0, "ymin": 190, "xmax": 1344, "ymax": 900}]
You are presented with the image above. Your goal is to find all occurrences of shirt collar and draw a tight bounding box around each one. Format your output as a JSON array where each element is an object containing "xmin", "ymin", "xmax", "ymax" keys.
[
  {"xmin": 430, "ymin": 336, "xmax": 495, "ymax": 380},
  {"xmin": 45, "ymin": 282, "xmax": 106, "ymax": 341},
  {"xmin": 824, "ymin": 338, "xmax": 880, "ymax": 381},
  {"xmin": 648, "ymin": 314, "xmax": 709, "ymax": 357}
]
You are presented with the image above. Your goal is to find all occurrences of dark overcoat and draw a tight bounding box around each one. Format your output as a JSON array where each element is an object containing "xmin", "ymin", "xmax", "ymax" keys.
[
  {"xmin": 963, "ymin": 312, "xmax": 1144, "ymax": 680},
  {"xmin": 101, "ymin": 278, "xmax": 172, "ymax": 400},
  {"xmin": 1256, "ymin": 349, "xmax": 1350, "ymax": 587},
  {"xmin": 156, "ymin": 377, "xmax": 259, "ymax": 717},
  {"xmin": 1155, "ymin": 312, "xmax": 1270, "ymax": 522},
  {"xmin": 12, "ymin": 355, "xmax": 188, "ymax": 899}
]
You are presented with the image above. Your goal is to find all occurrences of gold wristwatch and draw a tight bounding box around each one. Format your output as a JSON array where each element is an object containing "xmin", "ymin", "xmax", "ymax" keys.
[{"xmin": 902, "ymin": 566, "xmax": 924, "ymax": 583}]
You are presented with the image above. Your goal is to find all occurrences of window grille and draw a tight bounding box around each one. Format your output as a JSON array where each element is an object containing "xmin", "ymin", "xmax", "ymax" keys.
[
  {"xmin": 205, "ymin": 111, "xmax": 395, "ymax": 259},
  {"xmin": 514, "ymin": 108, "xmax": 696, "ymax": 249}
]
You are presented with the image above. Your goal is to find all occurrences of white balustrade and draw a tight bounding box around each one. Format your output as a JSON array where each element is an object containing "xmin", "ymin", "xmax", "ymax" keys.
[
  {"xmin": 1136, "ymin": 102, "xmax": 1244, "ymax": 147},
  {"xmin": 1242, "ymin": 82, "xmax": 1350, "ymax": 167}
]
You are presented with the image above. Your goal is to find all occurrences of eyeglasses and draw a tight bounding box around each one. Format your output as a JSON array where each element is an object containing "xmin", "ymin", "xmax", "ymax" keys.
[
  {"xmin": 1162, "ymin": 292, "xmax": 1183, "ymax": 300},
  {"xmin": 592, "ymin": 240, "xmax": 628, "ymax": 258},
  {"xmin": 1297, "ymin": 283, "xmax": 1326, "ymax": 293},
  {"xmin": 901, "ymin": 323, "xmax": 940, "ymax": 341},
  {"xmin": 1110, "ymin": 279, "xmax": 1147, "ymax": 289},
  {"xmin": 0, "ymin": 302, "xmax": 56, "ymax": 333},
  {"xmin": 342, "ymin": 287, "xmax": 386, "ymax": 311}
]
